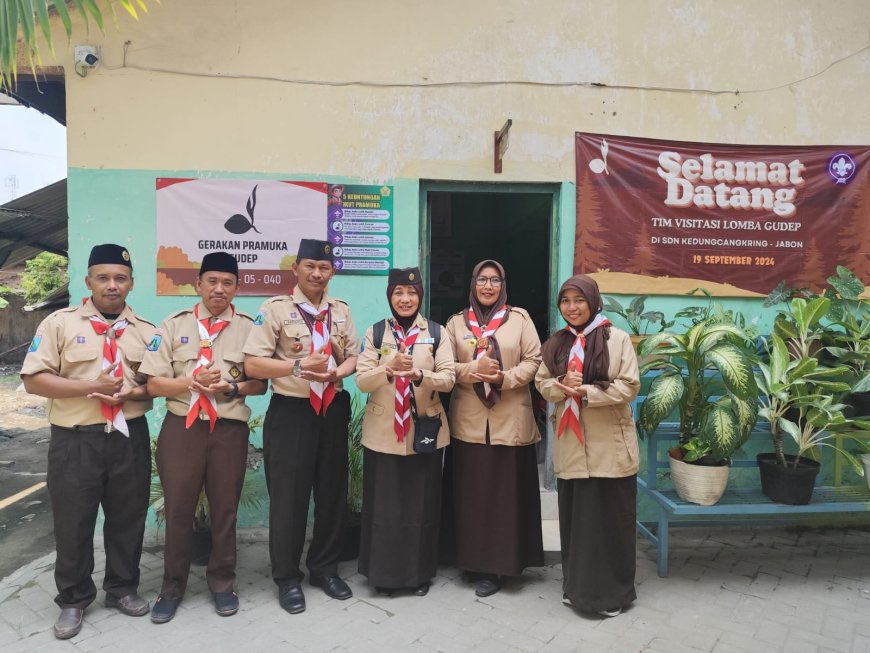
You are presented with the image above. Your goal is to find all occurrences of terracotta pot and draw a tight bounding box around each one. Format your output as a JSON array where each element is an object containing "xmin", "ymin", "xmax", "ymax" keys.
[{"xmin": 757, "ymin": 453, "xmax": 820, "ymax": 505}]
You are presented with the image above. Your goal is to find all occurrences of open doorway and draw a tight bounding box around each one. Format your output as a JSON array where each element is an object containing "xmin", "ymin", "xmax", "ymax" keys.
[
  {"xmin": 425, "ymin": 188, "xmax": 554, "ymax": 341},
  {"xmin": 423, "ymin": 183, "xmax": 559, "ymax": 489}
]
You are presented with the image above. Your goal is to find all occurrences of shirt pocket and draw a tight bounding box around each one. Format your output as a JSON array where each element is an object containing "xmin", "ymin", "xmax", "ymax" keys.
[
  {"xmin": 171, "ymin": 345, "xmax": 200, "ymax": 377},
  {"xmin": 223, "ymin": 350, "xmax": 246, "ymax": 381},
  {"xmin": 62, "ymin": 346, "xmax": 102, "ymax": 379},
  {"xmin": 366, "ymin": 399, "xmax": 385, "ymax": 416},
  {"xmin": 124, "ymin": 344, "xmax": 147, "ymax": 377},
  {"xmin": 281, "ymin": 325, "xmax": 311, "ymax": 358}
]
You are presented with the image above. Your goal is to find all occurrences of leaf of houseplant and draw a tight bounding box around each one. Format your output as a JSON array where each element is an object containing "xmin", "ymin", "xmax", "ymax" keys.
[
  {"xmin": 637, "ymin": 372, "xmax": 683, "ymax": 438},
  {"xmin": 706, "ymin": 342, "xmax": 757, "ymax": 401},
  {"xmin": 827, "ymin": 266, "xmax": 864, "ymax": 300},
  {"xmin": 637, "ymin": 331, "xmax": 679, "ymax": 357},
  {"xmin": 700, "ymin": 402, "xmax": 742, "ymax": 462}
]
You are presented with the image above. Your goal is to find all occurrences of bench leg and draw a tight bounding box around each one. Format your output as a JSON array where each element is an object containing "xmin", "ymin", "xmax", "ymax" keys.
[{"xmin": 658, "ymin": 508, "xmax": 669, "ymax": 577}]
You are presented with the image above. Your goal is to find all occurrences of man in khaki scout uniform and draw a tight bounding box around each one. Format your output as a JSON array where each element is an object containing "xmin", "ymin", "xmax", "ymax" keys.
[
  {"xmin": 140, "ymin": 252, "xmax": 266, "ymax": 624},
  {"xmin": 244, "ymin": 238, "xmax": 360, "ymax": 615},
  {"xmin": 21, "ymin": 244, "xmax": 158, "ymax": 640}
]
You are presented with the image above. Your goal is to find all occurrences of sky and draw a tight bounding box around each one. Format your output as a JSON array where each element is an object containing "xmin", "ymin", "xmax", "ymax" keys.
[{"xmin": 0, "ymin": 104, "xmax": 66, "ymax": 203}]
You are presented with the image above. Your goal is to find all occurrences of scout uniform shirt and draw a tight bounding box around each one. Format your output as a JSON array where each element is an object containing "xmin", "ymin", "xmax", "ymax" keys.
[
  {"xmin": 139, "ymin": 303, "xmax": 255, "ymax": 423},
  {"xmin": 20, "ymin": 300, "xmax": 158, "ymax": 427},
  {"xmin": 242, "ymin": 290, "xmax": 360, "ymax": 398}
]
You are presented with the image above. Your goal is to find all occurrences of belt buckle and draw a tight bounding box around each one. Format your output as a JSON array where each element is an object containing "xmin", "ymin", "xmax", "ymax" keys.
[
  {"xmin": 198, "ymin": 412, "xmax": 211, "ymax": 421},
  {"xmin": 104, "ymin": 423, "xmax": 114, "ymax": 433}
]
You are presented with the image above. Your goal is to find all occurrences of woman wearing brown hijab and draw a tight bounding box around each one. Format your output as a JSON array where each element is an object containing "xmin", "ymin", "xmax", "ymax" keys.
[
  {"xmin": 535, "ymin": 275, "xmax": 640, "ymax": 617},
  {"xmin": 445, "ymin": 260, "xmax": 544, "ymax": 597},
  {"xmin": 355, "ymin": 268, "xmax": 455, "ymax": 596}
]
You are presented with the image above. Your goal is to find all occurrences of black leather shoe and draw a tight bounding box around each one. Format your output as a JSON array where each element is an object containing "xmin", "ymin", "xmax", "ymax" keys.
[
  {"xmin": 150, "ymin": 595, "xmax": 181, "ymax": 624},
  {"xmin": 213, "ymin": 591, "xmax": 239, "ymax": 616},
  {"xmin": 475, "ymin": 577, "xmax": 500, "ymax": 597},
  {"xmin": 374, "ymin": 587, "xmax": 395, "ymax": 596},
  {"xmin": 54, "ymin": 608, "xmax": 84, "ymax": 639},
  {"xmin": 310, "ymin": 574, "xmax": 352, "ymax": 600},
  {"xmin": 414, "ymin": 582, "xmax": 430, "ymax": 596},
  {"xmin": 278, "ymin": 583, "xmax": 306, "ymax": 614},
  {"xmin": 105, "ymin": 593, "xmax": 150, "ymax": 617}
]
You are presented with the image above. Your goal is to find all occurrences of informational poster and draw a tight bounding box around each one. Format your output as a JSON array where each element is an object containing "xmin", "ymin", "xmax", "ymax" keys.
[
  {"xmin": 326, "ymin": 184, "xmax": 393, "ymax": 275},
  {"xmin": 155, "ymin": 178, "xmax": 327, "ymax": 295},
  {"xmin": 575, "ymin": 133, "xmax": 870, "ymax": 296}
]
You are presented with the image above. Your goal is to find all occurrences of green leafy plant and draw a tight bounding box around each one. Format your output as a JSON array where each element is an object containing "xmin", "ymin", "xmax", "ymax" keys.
[
  {"xmin": 347, "ymin": 392, "xmax": 365, "ymax": 514},
  {"xmin": 636, "ymin": 317, "xmax": 758, "ymax": 464},
  {"xmin": 821, "ymin": 269, "xmax": 870, "ymax": 398},
  {"xmin": 674, "ymin": 288, "xmax": 760, "ymax": 343},
  {"xmin": 21, "ymin": 252, "xmax": 68, "ymax": 305},
  {"xmin": 0, "ymin": 1, "xmax": 158, "ymax": 86},
  {"xmin": 602, "ymin": 296, "xmax": 671, "ymax": 336},
  {"xmin": 756, "ymin": 332, "xmax": 866, "ymax": 473}
]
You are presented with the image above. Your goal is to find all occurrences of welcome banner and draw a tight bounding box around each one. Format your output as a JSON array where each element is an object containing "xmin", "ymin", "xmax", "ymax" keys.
[{"xmin": 574, "ymin": 133, "xmax": 870, "ymax": 296}]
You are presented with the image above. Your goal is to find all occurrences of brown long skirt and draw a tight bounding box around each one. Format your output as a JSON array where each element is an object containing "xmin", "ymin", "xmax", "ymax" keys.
[
  {"xmin": 452, "ymin": 438, "xmax": 544, "ymax": 577},
  {"xmin": 358, "ymin": 447, "xmax": 444, "ymax": 588},
  {"xmin": 558, "ymin": 476, "xmax": 637, "ymax": 612}
]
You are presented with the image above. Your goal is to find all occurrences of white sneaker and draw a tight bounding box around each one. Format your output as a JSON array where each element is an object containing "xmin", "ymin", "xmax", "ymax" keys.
[
  {"xmin": 598, "ymin": 607, "xmax": 622, "ymax": 618},
  {"xmin": 562, "ymin": 593, "xmax": 572, "ymax": 606}
]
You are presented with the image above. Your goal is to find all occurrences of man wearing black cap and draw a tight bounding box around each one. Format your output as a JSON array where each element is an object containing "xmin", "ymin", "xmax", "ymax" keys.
[
  {"xmin": 244, "ymin": 238, "xmax": 360, "ymax": 614},
  {"xmin": 21, "ymin": 244, "xmax": 159, "ymax": 639},
  {"xmin": 139, "ymin": 252, "xmax": 267, "ymax": 623}
]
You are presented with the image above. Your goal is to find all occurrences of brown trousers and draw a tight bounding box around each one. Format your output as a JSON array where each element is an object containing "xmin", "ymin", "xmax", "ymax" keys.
[
  {"xmin": 48, "ymin": 417, "xmax": 151, "ymax": 609},
  {"xmin": 155, "ymin": 412, "xmax": 249, "ymax": 598}
]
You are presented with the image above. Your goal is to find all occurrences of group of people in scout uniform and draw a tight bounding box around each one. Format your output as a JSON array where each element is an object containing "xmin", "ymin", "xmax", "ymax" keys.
[{"xmin": 23, "ymin": 237, "xmax": 641, "ymax": 641}]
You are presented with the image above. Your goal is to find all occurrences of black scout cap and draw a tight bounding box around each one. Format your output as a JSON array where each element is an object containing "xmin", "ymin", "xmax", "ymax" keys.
[
  {"xmin": 388, "ymin": 267, "xmax": 422, "ymax": 285},
  {"xmin": 199, "ymin": 251, "xmax": 239, "ymax": 278},
  {"xmin": 297, "ymin": 238, "xmax": 334, "ymax": 262},
  {"xmin": 88, "ymin": 244, "xmax": 132, "ymax": 269}
]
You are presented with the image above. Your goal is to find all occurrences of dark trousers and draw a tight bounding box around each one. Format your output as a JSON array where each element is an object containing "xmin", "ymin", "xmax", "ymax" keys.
[
  {"xmin": 263, "ymin": 392, "xmax": 350, "ymax": 586},
  {"xmin": 155, "ymin": 413, "xmax": 249, "ymax": 599},
  {"xmin": 47, "ymin": 417, "xmax": 150, "ymax": 609}
]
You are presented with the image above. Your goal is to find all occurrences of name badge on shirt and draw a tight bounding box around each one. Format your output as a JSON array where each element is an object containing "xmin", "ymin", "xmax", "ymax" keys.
[{"xmin": 417, "ymin": 337, "xmax": 435, "ymax": 345}]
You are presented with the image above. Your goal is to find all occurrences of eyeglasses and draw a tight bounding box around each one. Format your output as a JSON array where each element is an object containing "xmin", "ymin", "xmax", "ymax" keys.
[{"xmin": 475, "ymin": 276, "xmax": 503, "ymax": 287}]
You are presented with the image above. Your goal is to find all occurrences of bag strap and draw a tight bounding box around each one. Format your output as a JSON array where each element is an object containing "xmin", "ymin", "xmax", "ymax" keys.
[{"xmin": 371, "ymin": 319, "xmax": 387, "ymax": 355}]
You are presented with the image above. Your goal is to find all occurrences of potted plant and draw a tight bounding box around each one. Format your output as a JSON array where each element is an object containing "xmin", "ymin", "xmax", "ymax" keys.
[
  {"xmin": 603, "ymin": 295, "xmax": 672, "ymax": 346},
  {"xmin": 755, "ymin": 323, "xmax": 868, "ymax": 505},
  {"xmin": 339, "ymin": 392, "xmax": 366, "ymax": 561},
  {"xmin": 636, "ymin": 316, "xmax": 758, "ymax": 506}
]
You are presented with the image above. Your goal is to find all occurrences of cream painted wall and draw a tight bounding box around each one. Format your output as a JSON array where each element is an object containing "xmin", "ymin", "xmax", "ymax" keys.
[{"xmin": 43, "ymin": 0, "xmax": 870, "ymax": 178}]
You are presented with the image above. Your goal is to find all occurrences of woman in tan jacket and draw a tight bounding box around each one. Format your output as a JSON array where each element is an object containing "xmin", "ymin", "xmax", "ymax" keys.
[
  {"xmin": 355, "ymin": 267, "xmax": 455, "ymax": 596},
  {"xmin": 445, "ymin": 259, "xmax": 544, "ymax": 597},
  {"xmin": 535, "ymin": 274, "xmax": 640, "ymax": 617}
]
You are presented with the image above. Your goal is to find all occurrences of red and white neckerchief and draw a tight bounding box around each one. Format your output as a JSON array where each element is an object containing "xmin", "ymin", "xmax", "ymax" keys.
[
  {"xmin": 298, "ymin": 302, "xmax": 336, "ymax": 415},
  {"xmin": 389, "ymin": 320, "xmax": 421, "ymax": 442},
  {"xmin": 467, "ymin": 305, "xmax": 508, "ymax": 399},
  {"xmin": 557, "ymin": 313, "xmax": 610, "ymax": 444},
  {"xmin": 186, "ymin": 304, "xmax": 234, "ymax": 431},
  {"xmin": 87, "ymin": 311, "xmax": 130, "ymax": 436}
]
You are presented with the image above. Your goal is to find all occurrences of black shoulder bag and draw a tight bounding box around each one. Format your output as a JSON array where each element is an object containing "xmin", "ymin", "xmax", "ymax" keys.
[{"xmin": 409, "ymin": 384, "xmax": 441, "ymax": 454}]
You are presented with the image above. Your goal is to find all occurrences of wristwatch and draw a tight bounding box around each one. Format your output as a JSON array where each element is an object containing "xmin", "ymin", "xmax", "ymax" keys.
[
  {"xmin": 224, "ymin": 381, "xmax": 240, "ymax": 398},
  {"xmin": 581, "ymin": 394, "xmax": 589, "ymax": 407},
  {"xmin": 292, "ymin": 359, "xmax": 303, "ymax": 377}
]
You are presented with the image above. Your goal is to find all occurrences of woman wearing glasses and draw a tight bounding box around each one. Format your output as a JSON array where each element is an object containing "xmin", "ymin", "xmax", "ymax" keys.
[
  {"xmin": 444, "ymin": 259, "xmax": 544, "ymax": 597},
  {"xmin": 355, "ymin": 267, "xmax": 455, "ymax": 596},
  {"xmin": 535, "ymin": 274, "xmax": 640, "ymax": 617}
]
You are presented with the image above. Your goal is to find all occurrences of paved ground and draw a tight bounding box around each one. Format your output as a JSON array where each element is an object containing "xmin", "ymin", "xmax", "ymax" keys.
[{"xmin": 1, "ymin": 525, "xmax": 869, "ymax": 652}]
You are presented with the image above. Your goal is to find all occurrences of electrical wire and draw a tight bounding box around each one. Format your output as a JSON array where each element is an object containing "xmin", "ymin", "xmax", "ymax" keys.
[{"xmin": 101, "ymin": 43, "xmax": 870, "ymax": 96}]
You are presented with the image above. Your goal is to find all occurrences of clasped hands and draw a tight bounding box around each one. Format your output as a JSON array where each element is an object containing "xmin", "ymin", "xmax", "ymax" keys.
[
  {"xmin": 299, "ymin": 345, "xmax": 339, "ymax": 383},
  {"xmin": 87, "ymin": 361, "xmax": 131, "ymax": 405},
  {"xmin": 385, "ymin": 344, "xmax": 422, "ymax": 382},
  {"xmin": 471, "ymin": 346, "xmax": 504, "ymax": 385},
  {"xmin": 553, "ymin": 362, "xmax": 585, "ymax": 398}
]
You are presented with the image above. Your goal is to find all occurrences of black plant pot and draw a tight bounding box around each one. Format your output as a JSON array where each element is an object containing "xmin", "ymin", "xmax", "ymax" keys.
[
  {"xmin": 191, "ymin": 527, "xmax": 212, "ymax": 566},
  {"xmin": 757, "ymin": 453, "xmax": 820, "ymax": 505}
]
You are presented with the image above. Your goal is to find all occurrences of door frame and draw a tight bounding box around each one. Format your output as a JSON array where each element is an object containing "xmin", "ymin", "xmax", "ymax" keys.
[{"xmin": 418, "ymin": 180, "xmax": 562, "ymax": 336}]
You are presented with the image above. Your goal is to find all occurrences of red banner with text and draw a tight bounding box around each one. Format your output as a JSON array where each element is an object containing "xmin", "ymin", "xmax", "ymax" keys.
[{"xmin": 575, "ymin": 133, "xmax": 870, "ymax": 296}]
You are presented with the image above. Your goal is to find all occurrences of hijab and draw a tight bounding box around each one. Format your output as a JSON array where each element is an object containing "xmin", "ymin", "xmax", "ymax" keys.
[
  {"xmin": 387, "ymin": 282, "xmax": 423, "ymax": 331},
  {"xmin": 541, "ymin": 274, "xmax": 611, "ymax": 389}
]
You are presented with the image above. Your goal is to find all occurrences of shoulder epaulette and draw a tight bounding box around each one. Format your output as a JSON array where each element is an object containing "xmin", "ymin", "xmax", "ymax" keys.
[
  {"xmin": 263, "ymin": 295, "xmax": 292, "ymax": 306},
  {"xmin": 237, "ymin": 311, "xmax": 255, "ymax": 322},
  {"xmin": 164, "ymin": 307, "xmax": 194, "ymax": 321}
]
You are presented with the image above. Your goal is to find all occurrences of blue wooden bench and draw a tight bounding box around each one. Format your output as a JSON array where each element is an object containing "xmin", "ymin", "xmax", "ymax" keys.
[{"xmin": 634, "ymin": 413, "xmax": 870, "ymax": 577}]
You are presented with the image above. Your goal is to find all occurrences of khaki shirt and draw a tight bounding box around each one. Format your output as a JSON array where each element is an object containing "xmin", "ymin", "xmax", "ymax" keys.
[
  {"xmin": 445, "ymin": 307, "xmax": 542, "ymax": 446},
  {"xmin": 356, "ymin": 315, "xmax": 456, "ymax": 455},
  {"xmin": 139, "ymin": 302, "xmax": 255, "ymax": 423},
  {"xmin": 534, "ymin": 327, "xmax": 640, "ymax": 479},
  {"xmin": 20, "ymin": 300, "xmax": 157, "ymax": 428},
  {"xmin": 242, "ymin": 290, "xmax": 360, "ymax": 398}
]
